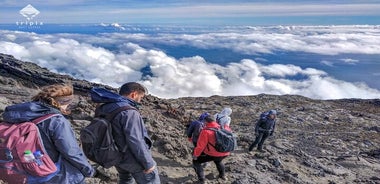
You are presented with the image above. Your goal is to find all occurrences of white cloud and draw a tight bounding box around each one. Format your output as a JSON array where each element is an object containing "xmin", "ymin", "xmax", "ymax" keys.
[
  {"xmin": 320, "ymin": 60, "xmax": 334, "ymax": 67},
  {"xmin": 84, "ymin": 25, "xmax": 380, "ymax": 56},
  {"xmin": 1, "ymin": 27, "xmax": 380, "ymax": 100},
  {"xmin": 340, "ymin": 58, "xmax": 359, "ymax": 65}
]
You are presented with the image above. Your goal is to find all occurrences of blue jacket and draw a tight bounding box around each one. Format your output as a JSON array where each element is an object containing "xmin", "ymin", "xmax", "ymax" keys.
[
  {"xmin": 186, "ymin": 112, "xmax": 209, "ymax": 145},
  {"xmin": 186, "ymin": 120, "xmax": 203, "ymax": 144},
  {"xmin": 2, "ymin": 102, "xmax": 95, "ymax": 184},
  {"xmin": 90, "ymin": 88, "xmax": 156, "ymax": 172}
]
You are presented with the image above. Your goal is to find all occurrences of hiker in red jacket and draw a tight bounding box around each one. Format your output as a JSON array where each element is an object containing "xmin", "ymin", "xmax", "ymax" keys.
[{"xmin": 192, "ymin": 115, "xmax": 230, "ymax": 183}]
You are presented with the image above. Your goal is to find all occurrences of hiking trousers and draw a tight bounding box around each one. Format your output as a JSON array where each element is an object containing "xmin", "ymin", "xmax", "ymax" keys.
[
  {"xmin": 249, "ymin": 132, "xmax": 270, "ymax": 151},
  {"xmin": 193, "ymin": 154, "xmax": 227, "ymax": 181},
  {"xmin": 116, "ymin": 166, "xmax": 160, "ymax": 184}
]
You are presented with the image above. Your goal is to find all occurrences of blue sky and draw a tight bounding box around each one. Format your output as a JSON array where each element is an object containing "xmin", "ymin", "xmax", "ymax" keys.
[{"xmin": 1, "ymin": 0, "xmax": 380, "ymax": 25}]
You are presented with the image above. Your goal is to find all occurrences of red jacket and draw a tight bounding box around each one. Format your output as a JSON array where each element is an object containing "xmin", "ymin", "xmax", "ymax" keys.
[{"xmin": 193, "ymin": 121, "xmax": 231, "ymax": 157}]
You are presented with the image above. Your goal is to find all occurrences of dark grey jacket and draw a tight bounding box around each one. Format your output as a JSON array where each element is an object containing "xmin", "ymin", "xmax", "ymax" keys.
[
  {"xmin": 255, "ymin": 117, "xmax": 276, "ymax": 134},
  {"xmin": 90, "ymin": 88, "xmax": 156, "ymax": 172}
]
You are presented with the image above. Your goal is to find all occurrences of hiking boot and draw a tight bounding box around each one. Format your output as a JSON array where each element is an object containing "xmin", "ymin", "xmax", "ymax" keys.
[
  {"xmin": 198, "ymin": 178, "xmax": 206, "ymax": 184},
  {"xmin": 219, "ymin": 175, "xmax": 228, "ymax": 181},
  {"xmin": 257, "ymin": 148, "xmax": 265, "ymax": 152}
]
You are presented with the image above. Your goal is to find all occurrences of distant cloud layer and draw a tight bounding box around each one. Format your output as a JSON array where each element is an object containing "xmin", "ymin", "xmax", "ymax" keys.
[{"xmin": 1, "ymin": 25, "xmax": 380, "ymax": 99}]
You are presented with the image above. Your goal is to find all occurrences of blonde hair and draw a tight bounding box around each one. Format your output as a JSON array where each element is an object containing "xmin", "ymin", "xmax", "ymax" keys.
[{"xmin": 32, "ymin": 84, "xmax": 74, "ymax": 114}]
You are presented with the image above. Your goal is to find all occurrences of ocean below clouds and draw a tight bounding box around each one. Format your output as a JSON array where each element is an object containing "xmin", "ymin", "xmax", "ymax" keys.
[{"xmin": 0, "ymin": 24, "xmax": 379, "ymax": 99}]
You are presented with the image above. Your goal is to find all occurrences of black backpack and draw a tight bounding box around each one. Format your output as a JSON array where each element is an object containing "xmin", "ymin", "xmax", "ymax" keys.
[
  {"xmin": 206, "ymin": 127, "xmax": 236, "ymax": 153},
  {"xmin": 80, "ymin": 106, "xmax": 135, "ymax": 168}
]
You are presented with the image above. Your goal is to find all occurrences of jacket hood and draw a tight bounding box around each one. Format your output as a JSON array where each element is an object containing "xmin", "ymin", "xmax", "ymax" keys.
[
  {"xmin": 220, "ymin": 107, "xmax": 232, "ymax": 116},
  {"xmin": 268, "ymin": 109, "xmax": 277, "ymax": 115},
  {"xmin": 2, "ymin": 101, "xmax": 61, "ymax": 123},
  {"xmin": 91, "ymin": 87, "xmax": 140, "ymax": 113},
  {"xmin": 198, "ymin": 112, "xmax": 210, "ymax": 121},
  {"xmin": 90, "ymin": 87, "xmax": 125, "ymax": 103}
]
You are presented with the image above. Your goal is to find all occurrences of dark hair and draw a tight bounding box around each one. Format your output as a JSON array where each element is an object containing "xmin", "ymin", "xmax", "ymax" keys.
[
  {"xmin": 204, "ymin": 115, "xmax": 215, "ymax": 123},
  {"xmin": 119, "ymin": 82, "xmax": 148, "ymax": 96}
]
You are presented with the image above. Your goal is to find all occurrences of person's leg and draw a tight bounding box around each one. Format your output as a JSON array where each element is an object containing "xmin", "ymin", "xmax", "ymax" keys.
[
  {"xmin": 193, "ymin": 155, "xmax": 213, "ymax": 182},
  {"xmin": 248, "ymin": 133, "xmax": 263, "ymax": 151},
  {"xmin": 130, "ymin": 167, "xmax": 160, "ymax": 184},
  {"xmin": 193, "ymin": 160, "xmax": 205, "ymax": 182},
  {"xmin": 213, "ymin": 156, "xmax": 227, "ymax": 179},
  {"xmin": 257, "ymin": 132, "xmax": 270, "ymax": 151},
  {"xmin": 116, "ymin": 167, "xmax": 135, "ymax": 184}
]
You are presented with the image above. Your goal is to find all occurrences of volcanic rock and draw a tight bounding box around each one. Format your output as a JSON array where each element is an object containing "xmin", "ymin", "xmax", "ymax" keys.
[{"xmin": 1, "ymin": 53, "xmax": 379, "ymax": 184}]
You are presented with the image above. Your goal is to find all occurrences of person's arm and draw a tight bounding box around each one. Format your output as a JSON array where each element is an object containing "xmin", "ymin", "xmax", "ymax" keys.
[
  {"xmin": 254, "ymin": 119, "xmax": 263, "ymax": 134},
  {"xmin": 50, "ymin": 116, "xmax": 95, "ymax": 177},
  {"xmin": 187, "ymin": 121, "xmax": 195, "ymax": 138},
  {"xmin": 270, "ymin": 121, "xmax": 276, "ymax": 136},
  {"xmin": 193, "ymin": 129, "xmax": 209, "ymax": 158},
  {"xmin": 122, "ymin": 110, "xmax": 156, "ymax": 171}
]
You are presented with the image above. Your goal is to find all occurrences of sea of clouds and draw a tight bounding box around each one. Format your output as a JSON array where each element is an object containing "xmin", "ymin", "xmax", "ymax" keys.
[{"xmin": 1, "ymin": 25, "xmax": 380, "ymax": 99}]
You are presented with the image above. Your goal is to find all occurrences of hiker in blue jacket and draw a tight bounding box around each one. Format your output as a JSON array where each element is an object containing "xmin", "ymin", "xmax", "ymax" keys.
[
  {"xmin": 2, "ymin": 84, "xmax": 95, "ymax": 184},
  {"xmin": 187, "ymin": 112, "xmax": 209, "ymax": 147},
  {"xmin": 90, "ymin": 82, "xmax": 160, "ymax": 184},
  {"xmin": 248, "ymin": 110, "xmax": 277, "ymax": 152}
]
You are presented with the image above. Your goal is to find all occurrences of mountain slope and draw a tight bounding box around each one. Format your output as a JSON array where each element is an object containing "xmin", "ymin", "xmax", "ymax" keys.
[{"xmin": 1, "ymin": 53, "xmax": 379, "ymax": 184}]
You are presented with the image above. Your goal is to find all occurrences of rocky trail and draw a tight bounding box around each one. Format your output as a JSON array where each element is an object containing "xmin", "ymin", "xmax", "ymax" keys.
[{"xmin": 1, "ymin": 53, "xmax": 380, "ymax": 184}]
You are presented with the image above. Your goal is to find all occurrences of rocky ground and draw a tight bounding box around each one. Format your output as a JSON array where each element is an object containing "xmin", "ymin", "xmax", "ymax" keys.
[{"xmin": 1, "ymin": 53, "xmax": 380, "ymax": 184}]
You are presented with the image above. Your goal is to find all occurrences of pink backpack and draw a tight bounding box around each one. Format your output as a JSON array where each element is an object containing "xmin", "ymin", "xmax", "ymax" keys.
[{"xmin": 0, "ymin": 114, "xmax": 60, "ymax": 184}]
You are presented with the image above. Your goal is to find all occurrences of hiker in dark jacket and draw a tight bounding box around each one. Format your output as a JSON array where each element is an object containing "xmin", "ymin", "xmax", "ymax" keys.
[
  {"xmin": 2, "ymin": 84, "xmax": 95, "ymax": 184},
  {"xmin": 187, "ymin": 112, "xmax": 209, "ymax": 147},
  {"xmin": 90, "ymin": 82, "xmax": 160, "ymax": 184},
  {"xmin": 248, "ymin": 110, "xmax": 277, "ymax": 152}
]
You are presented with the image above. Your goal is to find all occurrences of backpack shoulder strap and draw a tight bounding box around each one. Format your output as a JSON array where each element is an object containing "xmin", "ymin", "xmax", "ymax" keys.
[
  {"xmin": 105, "ymin": 106, "xmax": 136, "ymax": 153},
  {"xmin": 205, "ymin": 127, "xmax": 219, "ymax": 132},
  {"xmin": 216, "ymin": 115, "xmax": 224, "ymax": 123},
  {"xmin": 106, "ymin": 106, "xmax": 137, "ymax": 122},
  {"xmin": 31, "ymin": 114, "xmax": 61, "ymax": 125}
]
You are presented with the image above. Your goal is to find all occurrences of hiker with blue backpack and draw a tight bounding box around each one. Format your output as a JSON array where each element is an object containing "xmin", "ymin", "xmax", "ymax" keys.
[
  {"xmin": 187, "ymin": 112, "xmax": 209, "ymax": 147},
  {"xmin": 192, "ymin": 115, "xmax": 234, "ymax": 183},
  {"xmin": 248, "ymin": 109, "xmax": 278, "ymax": 152},
  {"xmin": 0, "ymin": 84, "xmax": 95, "ymax": 184},
  {"xmin": 90, "ymin": 82, "xmax": 160, "ymax": 184}
]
